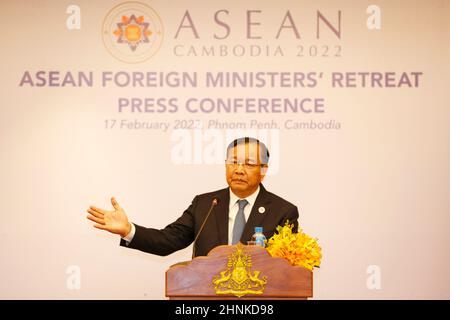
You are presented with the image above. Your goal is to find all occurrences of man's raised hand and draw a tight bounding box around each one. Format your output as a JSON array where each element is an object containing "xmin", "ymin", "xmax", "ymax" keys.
[{"xmin": 86, "ymin": 197, "xmax": 131, "ymax": 238}]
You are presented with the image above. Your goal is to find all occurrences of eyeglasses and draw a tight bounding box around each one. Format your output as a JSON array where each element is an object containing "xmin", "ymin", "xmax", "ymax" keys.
[{"xmin": 225, "ymin": 159, "xmax": 263, "ymax": 169}]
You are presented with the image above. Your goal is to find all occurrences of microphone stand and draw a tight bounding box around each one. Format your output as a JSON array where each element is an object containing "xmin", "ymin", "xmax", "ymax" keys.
[{"xmin": 192, "ymin": 198, "xmax": 219, "ymax": 258}]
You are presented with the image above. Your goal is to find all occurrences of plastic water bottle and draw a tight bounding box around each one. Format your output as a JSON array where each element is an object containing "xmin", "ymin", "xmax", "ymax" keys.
[{"xmin": 251, "ymin": 227, "xmax": 267, "ymax": 248}]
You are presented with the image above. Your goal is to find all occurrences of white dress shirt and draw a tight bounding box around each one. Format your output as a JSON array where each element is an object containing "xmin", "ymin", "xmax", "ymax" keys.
[
  {"xmin": 122, "ymin": 222, "xmax": 136, "ymax": 243},
  {"xmin": 122, "ymin": 186, "xmax": 261, "ymax": 245},
  {"xmin": 227, "ymin": 186, "xmax": 260, "ymax": 245}
]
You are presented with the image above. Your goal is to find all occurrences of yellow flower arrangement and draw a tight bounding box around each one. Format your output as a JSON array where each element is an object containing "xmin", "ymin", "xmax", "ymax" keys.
[{"xmin": 266, "ymin": 222, "xmax": 322, "ymax": 271}]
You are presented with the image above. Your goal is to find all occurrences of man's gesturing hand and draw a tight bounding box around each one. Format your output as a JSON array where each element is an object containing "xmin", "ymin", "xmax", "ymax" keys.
[{"xmin": 86, "ymin": 197, "xmax": 132, "ymax": 238}]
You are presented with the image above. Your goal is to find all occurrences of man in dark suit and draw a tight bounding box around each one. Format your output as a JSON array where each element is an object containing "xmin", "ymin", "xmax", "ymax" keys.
[{"xmin": 86, "ymin": 137, "xmax": 299, "ymax": 257}]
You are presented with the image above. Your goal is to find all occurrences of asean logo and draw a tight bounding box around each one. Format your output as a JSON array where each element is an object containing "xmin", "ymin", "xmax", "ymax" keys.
[{"xmin": 102, "ymin": 2, "xmax": 164, "ymax": 63}]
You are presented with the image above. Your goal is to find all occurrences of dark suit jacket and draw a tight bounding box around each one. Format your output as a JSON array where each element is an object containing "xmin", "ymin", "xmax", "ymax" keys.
[{"xmin": 120, "ymin": 184, "xmax": 299, "ymax": 257}]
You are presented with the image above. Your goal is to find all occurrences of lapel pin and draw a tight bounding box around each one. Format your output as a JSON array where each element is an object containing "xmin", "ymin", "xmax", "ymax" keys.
[{"xmin": 258, "ymin": 206, "xmax": 265, "ymax": 214}]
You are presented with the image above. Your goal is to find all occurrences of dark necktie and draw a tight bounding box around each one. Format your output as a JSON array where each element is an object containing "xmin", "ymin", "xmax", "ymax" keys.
[{"xmin": 232, "ymin": 199, "xmax": 248, "ymax": 244}]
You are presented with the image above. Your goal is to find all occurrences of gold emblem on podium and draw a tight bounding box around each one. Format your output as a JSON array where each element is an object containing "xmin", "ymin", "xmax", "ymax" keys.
[{"xmin": 212, "ymin": 244, "xmax": 267, "ymax": 298}]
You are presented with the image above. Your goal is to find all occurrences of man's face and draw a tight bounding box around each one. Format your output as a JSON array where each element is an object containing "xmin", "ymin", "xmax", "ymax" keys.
[{"xmin": 225, "ymin": 142, "xmax": 267, "ymax": 198}]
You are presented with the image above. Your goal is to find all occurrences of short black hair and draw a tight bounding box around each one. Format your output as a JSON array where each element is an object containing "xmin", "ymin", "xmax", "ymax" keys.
[{"xmin": 226, "ymin": 137, "xmax": 270, "ymax": 164}]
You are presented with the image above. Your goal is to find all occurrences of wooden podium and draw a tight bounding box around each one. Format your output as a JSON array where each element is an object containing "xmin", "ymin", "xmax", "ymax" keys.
[{"xmin": 166, "ymin": 244, "xmax": 313, "ymax": 300}]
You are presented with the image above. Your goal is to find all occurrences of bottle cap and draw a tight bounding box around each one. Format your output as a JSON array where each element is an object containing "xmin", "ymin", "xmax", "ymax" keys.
[{"xmin": 255, "ymin": 227, "xmax": 263, "ymax": 233}]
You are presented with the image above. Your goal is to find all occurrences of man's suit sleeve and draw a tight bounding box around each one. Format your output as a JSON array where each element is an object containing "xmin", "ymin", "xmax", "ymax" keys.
[
  {"xmin": 280, "ymin": 205, "xmax": 300, "ymax": 232},
  {"xmin": 119, "ymin": 196, "xmax": 198, "ymax": 256}
]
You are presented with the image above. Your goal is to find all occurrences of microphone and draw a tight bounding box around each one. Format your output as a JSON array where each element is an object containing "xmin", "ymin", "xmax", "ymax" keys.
[{"xmin": 192, "ymin": 197, "xmax": 220, "ymax": 258}]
